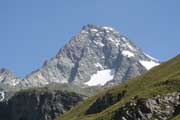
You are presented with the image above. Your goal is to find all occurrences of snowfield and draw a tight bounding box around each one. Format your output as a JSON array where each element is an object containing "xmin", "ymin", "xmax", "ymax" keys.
[
  {"xmin": 85, "ymin": 69, "xmax": 115, "ymax": 86},
  {"xmin": 139, "ymin": 60, "xmax": 160, "ymax": 70}
]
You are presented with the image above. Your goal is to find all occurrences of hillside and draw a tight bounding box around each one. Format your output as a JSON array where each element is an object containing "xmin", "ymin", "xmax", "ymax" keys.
[{"xmin": 56, "ymin": 55, "xmax": 180, "ymax": 120}]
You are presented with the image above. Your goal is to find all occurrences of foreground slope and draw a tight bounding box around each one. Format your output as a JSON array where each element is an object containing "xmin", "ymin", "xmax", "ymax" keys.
[
  {"xmin": 0, "ymin": 83, "xmax": 101, "ymax": 120},
  {"xmin": 0, "ymin": 88, "xmax": 84, "ymax": 120},
  {"xmin": 57, "ymin": 55, "xmax": 180, "ymax": 120}
]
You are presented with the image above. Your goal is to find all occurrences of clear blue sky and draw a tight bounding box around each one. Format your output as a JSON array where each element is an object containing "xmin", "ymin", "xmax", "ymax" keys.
[{"xmin": 0, "ymin": 0, "xmax": 179, "ymax": 77}]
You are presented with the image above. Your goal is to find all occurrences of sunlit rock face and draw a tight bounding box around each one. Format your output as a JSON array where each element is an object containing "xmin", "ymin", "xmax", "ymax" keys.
[{"xmin": 18, "ymin": 24, "xmax": 159, "ymax": 87}]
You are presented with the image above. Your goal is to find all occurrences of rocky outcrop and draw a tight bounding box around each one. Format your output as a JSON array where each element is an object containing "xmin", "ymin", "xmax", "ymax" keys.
[
  {"xmin": 114, "ymin": 92, "xmax": 180, "ymax": 120},
  {"xmin": 86, "ymin": 90, "xmax": 126, "ymax": 114},
  {"xmin": 0, "ymin": 89, "xmax": 84, "ymax": 120}
]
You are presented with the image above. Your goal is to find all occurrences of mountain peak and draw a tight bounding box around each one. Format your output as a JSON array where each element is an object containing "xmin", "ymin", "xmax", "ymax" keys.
[
  {"xmin": 18, "ymin": 25, "xmax": 160, "ymax": 87},
  {"xmin": 82, "ymin": 24, "xmax": 98, "ymax": 30},
  {"xmin": 81, "ymin": 24, "xmax": 116, "ymax": 33},
  {"xmin": 0, "ymin": 25, "xmax": 160, "ymax": 88}
]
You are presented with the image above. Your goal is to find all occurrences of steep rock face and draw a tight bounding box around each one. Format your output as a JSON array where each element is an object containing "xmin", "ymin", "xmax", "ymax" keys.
[
  {"xmin": 0, "ymin": 90, "xmax": 84, "ymax": 120},
  {"xmin": 114, "ymin": 92, "xmax": 180, "ymax": 120},
  {"xmin": 20, "ymin": 24, "xmax": 159, "ymax": 87}
]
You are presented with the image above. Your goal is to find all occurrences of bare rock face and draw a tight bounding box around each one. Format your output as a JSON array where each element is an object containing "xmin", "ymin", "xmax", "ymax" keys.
[
  {"xmin": 114, "ymin": 92, "xmax": 180, "ymax": 120},
  {"xmin": 0, "ymin": 89, "xmax": 84, "ymax": 120},
  {"xmin": 18, "ymin": 24, "xmax": 159, "ymax": 88}
]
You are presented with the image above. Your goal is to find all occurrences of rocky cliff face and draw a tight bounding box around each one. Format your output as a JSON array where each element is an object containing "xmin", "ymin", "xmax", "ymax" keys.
[
  {"xmin": 0, "ymin": 89, "xmax": 84, "ymax": 120},
  {"xmin": 18, "ymin": 24, "xmax": 159, "ymax": 88},
  {"xmin": 114, "ymin": 92, "xmax": 180, "ymax": 120}
]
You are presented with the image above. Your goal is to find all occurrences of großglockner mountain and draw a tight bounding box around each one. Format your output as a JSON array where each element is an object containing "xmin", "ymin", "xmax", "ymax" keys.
[
  {"xmin": 16, "ymin": 24, "xmax": 159, "ymax": 87},
  {"xmin": 0, "ymin": 24, "xmax": 161, "ymax": 120}
]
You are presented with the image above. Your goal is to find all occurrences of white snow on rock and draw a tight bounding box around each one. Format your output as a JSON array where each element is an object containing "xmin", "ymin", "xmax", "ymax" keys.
[
  {"xmin": 11, "ymin": 79, "xmax": 20, "ymax": 86},
  {"xmin": 126, "ymin": 42, "xmax": 136, "ymax": 52},
  {"xmin": 144, "ymin": 52, "xmax": 159, "ymax": 61},
  {"xmin": 107, "ymin": 36, "xmax": 122, "ymax": 47},
  {"xmin": 85, "ymin": 69, "xmax": 115, "ymax": 86},
  {"xmin": 139, "ymin": 60, "xmax": 160, "ymax": 70},
  {"xmin": 80, "ymin": 30, "xmax": 89, "ymax": 34},
  {"xmin": 108, "ymin": 37, "xmax": 115, "ymax": 42},
  {"xmin": 94, "ymin": 63, "xmax": 104, "ymax": 69},
  {"xmin": 122, "ymin": 50, "xmax": 135, "ymax": 58},
  {"xmin": 93, "ymin": 41, "xmax": 105, "ymax": 47},
  {"xmin": 121, "ymin": 36, "xmax": 128, "ymax": 42},
  {"xmin": 90, "ymin": 29, "xmax": 98, "ymax": 32},
  {"xmin": 0, "ymin": 91, "xmax": 5, "ymax": 102},
  {"xmin": 102, "ymin": 27, "xmax": 114, "ymax": 31}
]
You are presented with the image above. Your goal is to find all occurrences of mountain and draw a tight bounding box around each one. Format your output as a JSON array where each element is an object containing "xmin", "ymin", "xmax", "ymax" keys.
[
  {"xmin": 0, "ymin": 24, "xmax": 163, "ymax": 120},
  {"xmin": 56, "ymin": 55, "xmax": 180, "ymax": 120},
  {"xmin": 17, "ymin": 24, "xmax": 159, "ymax": 87}
]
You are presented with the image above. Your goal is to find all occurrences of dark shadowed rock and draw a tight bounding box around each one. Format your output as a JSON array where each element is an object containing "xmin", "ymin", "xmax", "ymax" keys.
[{"xmin": 0, "ymin": 89, "xmax": 84, "ymax": 120}]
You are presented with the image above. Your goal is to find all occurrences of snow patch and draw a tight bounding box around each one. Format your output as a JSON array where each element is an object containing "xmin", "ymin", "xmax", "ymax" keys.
[
  {"xmin": 85, "ymin": 69, "xmax": 115, "ymax": 86},
  {"xmin": 102, "ymin": 27, "xmax": 114, "ymax": 31},
  {"xmin": 81, "ymin": 30, "xmax": 89, "ymax": 34},
  {"xmin": 121, "ymin": 36, "xmax": 128, "ymax": 42},
  {"xmin": 122, "ymin": 50, "xmax": 135, "ymax": 58},
  {"xmin": 144, "ymin": 53, "xmax": 159, "ymax": 61},
  {"xmin": 126, "ymin": 42, "xmax": 136, "ymax": 51},
  {"xmin": 139, "ymin": 60, "xmax": 160, "ymax": 70},
  {"xmin": 108, "ymin": 37, "xmax": 114, "ymax": 42},
  {"xmin": 0, "ymin": 91, "xmax": 5, "ymax": 102},
  {"xmin": 90, "ymin": 29, "xmax": 98, "ymax": 32},
  {"xmin": 95, "ymin": 33, "xmax": 100, "ymax": 36},
  {"xmin": 94, "ymin": 63, "xmax": 104, "ymax": 69},
  {"xmin": 107, "ymin": 37, "xmax": 121, "ymax": 47},
  {"xmin": 11, "ymin": 79, "xmax": 20, "ymax": 86},
  {"xmin": 93, "ymin": 41, "xmax": 105, "ymax": 47}
]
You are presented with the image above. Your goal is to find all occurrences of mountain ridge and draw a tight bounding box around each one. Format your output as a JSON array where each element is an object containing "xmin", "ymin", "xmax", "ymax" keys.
[{"xmin": 20, "ymin": 24, "xmax": 159, "ymax": 87}]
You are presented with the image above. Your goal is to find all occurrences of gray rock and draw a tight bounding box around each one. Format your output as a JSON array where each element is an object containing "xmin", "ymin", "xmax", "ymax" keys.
[
  {"xmin": 114, "ymin": 92, "xmax": 180, "ymax": 120},
  {"xmin": 0, "ymin": 89, "xmax": 84, "ymax": 120}
]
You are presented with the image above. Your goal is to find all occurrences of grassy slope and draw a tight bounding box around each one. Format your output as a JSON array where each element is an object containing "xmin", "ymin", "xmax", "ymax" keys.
[
  {"xmin": 171, "ymin": 115, "xmax": 180, "ymax": 120},
  {"xmin": 57, "ymin": 55, "xmax": 180, "ymax": 120}
]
